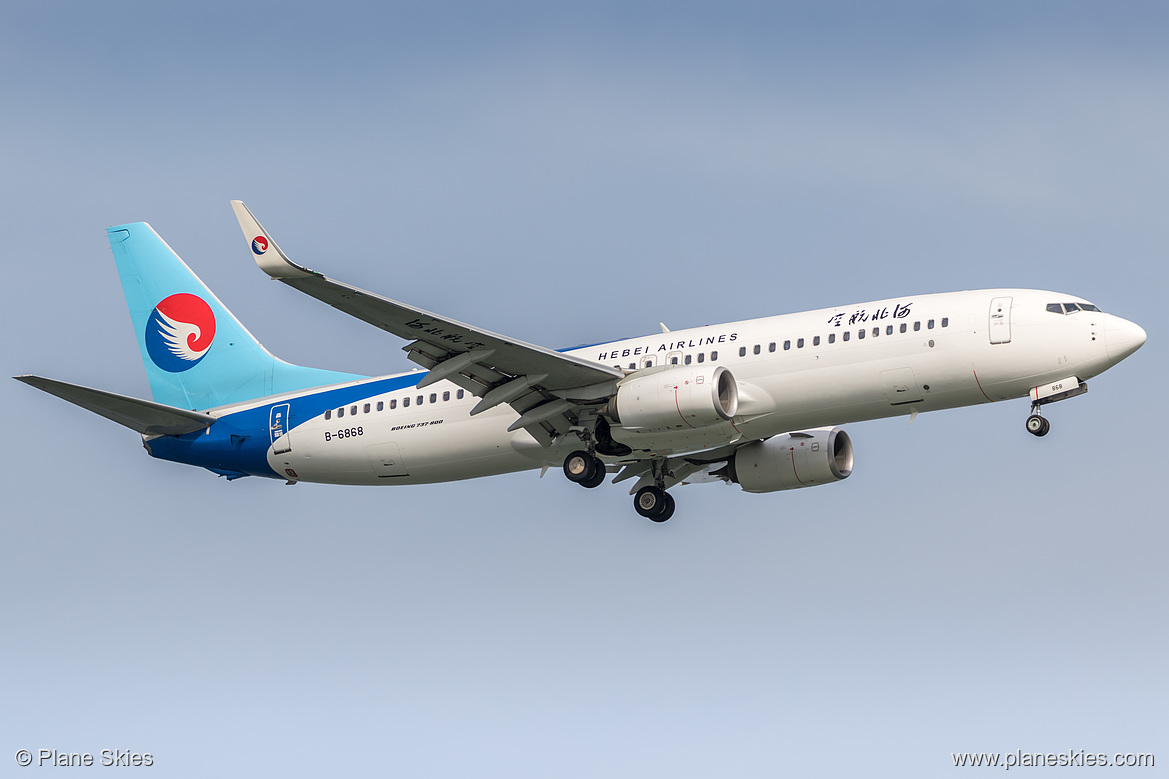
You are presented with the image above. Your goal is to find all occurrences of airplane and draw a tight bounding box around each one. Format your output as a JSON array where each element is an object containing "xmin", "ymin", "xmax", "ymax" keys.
[{"xmin": 16, "ymin": 202, "xmax": 1147, "ymax": 521}]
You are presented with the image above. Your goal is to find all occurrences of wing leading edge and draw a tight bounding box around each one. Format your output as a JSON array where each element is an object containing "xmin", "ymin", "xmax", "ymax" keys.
[{"xmin": 230, "ymin": 201, "xmax": 623, "ymax": 444}]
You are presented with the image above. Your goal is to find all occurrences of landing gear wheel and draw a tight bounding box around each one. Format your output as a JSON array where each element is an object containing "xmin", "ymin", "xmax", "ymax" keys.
[
  {"xmin": 1025, "ymin": 415, "xmax": 1050, "ymax": 437},
  {"xmin": 649, "ymin": 492, "xmax": 675, "ymax": 523},
  {"xmin": 563, "ymin": 450, "xmax": 597, "ymax": 483},
  {"xmin": 634, "ymin": 486, "xmax": 674, "ymax": 521},
  {"xmin": 580, "ymin": 458, "xmax": 607, "ymax": 489}
]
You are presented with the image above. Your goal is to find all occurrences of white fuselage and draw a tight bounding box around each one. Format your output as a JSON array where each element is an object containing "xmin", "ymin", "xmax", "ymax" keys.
[{"xmin": 208, "ymin": 289, "xmax": 1138, "ymax": 485}]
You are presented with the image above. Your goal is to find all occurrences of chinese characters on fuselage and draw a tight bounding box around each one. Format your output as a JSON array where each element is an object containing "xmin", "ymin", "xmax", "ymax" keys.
[{"xmin": 827, "ymin": 302, "xmax": 913, "ymax": 328}]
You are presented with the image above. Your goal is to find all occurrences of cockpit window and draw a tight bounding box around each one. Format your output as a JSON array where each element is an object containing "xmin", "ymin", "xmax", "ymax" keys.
[{"xmin": 1048, "ymin": 302, "xmax": 1102, "ymax": 314}]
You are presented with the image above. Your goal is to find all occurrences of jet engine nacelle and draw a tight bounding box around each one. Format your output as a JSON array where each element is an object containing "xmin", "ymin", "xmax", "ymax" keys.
[
  {"xmin": 607, "ymin": 365, "xmax": 739, "ymax": 432},
  {"xmin": 727, "ymin": 427, "xmax": 854, "ymax": 493}
]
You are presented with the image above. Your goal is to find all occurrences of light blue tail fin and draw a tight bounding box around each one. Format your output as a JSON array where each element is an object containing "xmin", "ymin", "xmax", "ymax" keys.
[{"xmin": 108, "ymin": 222, "xmax": 364, "ymax": 411}]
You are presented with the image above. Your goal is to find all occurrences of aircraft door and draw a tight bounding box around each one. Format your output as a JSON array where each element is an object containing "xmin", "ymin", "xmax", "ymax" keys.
[
  {"xmin": 880, "ymin": 367, "xmax": 924, "ymax": 406},
  {"xmin": 367, "ymin": 442, "xmax": 409, "ymax": 477},
  {"xmin": 270, "ymin": 403, "xmax": 292, "ymax": 454},
  {"xmin": 989, "ymin": 296, "xmax": 1013, "ymax": 344}
]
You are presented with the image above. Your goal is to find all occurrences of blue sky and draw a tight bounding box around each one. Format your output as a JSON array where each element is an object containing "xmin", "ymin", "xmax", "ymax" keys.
[{"xmin": 2, "ymin": 3, "xmax": 1165, "ymax": 776}]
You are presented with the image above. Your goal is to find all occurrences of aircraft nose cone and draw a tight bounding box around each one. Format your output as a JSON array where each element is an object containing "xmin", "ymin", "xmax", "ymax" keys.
[{"xmin": 1105, "ymin": 316, "xmax": 1147, "ymax": 365}]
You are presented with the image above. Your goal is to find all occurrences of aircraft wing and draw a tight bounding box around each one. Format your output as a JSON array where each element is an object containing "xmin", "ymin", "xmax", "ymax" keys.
[{"xmin": 231, "ymin": 201, "xmax": 623, "ymax": 444}]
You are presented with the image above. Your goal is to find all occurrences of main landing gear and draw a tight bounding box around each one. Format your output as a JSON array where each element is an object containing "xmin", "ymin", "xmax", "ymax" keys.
[
  {"xmin": 563, "ymin": 450, "xmax": 607, "ymax": 489},
  {"xmin": 562, "ymin": 420, "xmax": 675, "ymax": 522},
  {"xmin": 562, "ymin": 416, "xmax": 626, "ymax": 491},
  {"xmin": 634, "ymin": 485, "xmax": 675, "ymax": 522},
  {"xmin": 561, "ymin": 449, "xmax": 677, "ymax": 522}
]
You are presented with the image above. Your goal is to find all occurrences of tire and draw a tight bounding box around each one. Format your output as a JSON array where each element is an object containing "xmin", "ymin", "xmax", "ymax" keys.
[
  {"xmin": 580, "ymin": 458, "xmax": 607, "ymax": 488},
  {"xmin": 648, "ymin": 492, "xmax": 675, "ymax": 523},
  {"xmin": 634, "ymin": 486, "xmax": 669, "ymax": 519},
  {"xmin": 1025, "ymin": 415, "xmax": 1045, "ymax": 436},
  {"xmin": 563, "ymin": 450, "xmax": 596, "ymax": 483}
]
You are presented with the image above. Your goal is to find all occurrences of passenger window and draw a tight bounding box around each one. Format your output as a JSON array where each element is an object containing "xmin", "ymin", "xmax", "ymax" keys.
[
  {"xmin": 928, "ymin": 319, "xmax": 935, "ymax": 329},
  {"xmin": 376, "ymin": 401, "xmax": 384, "ymax": 411},
  {"xmin": 417, "ymin": 396, "xmax": 423, "ymax": 405},
  {"xmin": 739, "ymin": 346, "xmax": 746, "ymax": 357},
  {"xmin": 390, "ymin": 399, "xmax": 397, "ymax": 409},
  {"xmin": 813, "ymin": 335, "xmax": 820, "ymax": 346},
  {"xmin": 628, "ymin": 362, "xmax": 635, "ymax": 369},
  {"xmin": 941, "ymin": 317, "xmax": 949, "ymax": 328},
  {"xmin": 886, "ymin": 325, "xmax": 893, "ymax": 336},
  {"xmin": 753, "ymin": 344, "xmax": 761, "ymax": 355},
  {"xmin": 828, "ymin": 333, "xmax": 835, "ymax": 344},
  {"xmin": 1047, "ymin": 303, "xmax": 1063, "ymax": 314},
  {"xmin": 684, "ymin": 355, "xmax": 692, "ymax": 365},
  {"xmin": 338, "ymin": 407, "xmax": 345, "ymax": 418},
  {"xmin": 443, "ymin": 391, "xmax": 450, "ymax": 401},
  {"xmin": 363, "ymin": 403, "xmax": 370, "ymax": 414},
  {"xmin": 900, "ymin": 323, "xmax": 907, "ymax": 333},
  {"xmin": 325, "ymin": 409, "xmax": 332, "ymax": 420},
  {"xmin": 843, "ymin": 331, "xmax": 850, "ymax": 342},
  {"xmin": 671, "ymin": 356, "xmax": 679, "ymax": 365},
  {"xmin": 697, "ymin": 353, "xmax": 705, "ymax": 363},
  {"xmin": 872, "ymin": 327, "xmax": 879, "ymax": 337},
  {"xmin": 769, "ymin": 342, "xmax": 776, "ymax": 353},
  {"xmin": 710, "ymin": 350, "xmax": 718, "ymax": 361},
  {"xmin": 403, "ymin": 397, "xmax": 410, "ymax": 408},
  {"xmin": 914, "ymin": 321, "xmax": 921, "ymax": 331},
  {"xmin": 858, "ymin": 329, "xmax": 866, "ymax": 339},
  {"xmin": 350, "ymin": 405, "xmax": 358, "ymax": 415},
  {"xmin": 457, "ymin": 389, "xmax": 464, "ymax": 399},
  {"xmin": 784, "ymin": 340, "xmax": 791, "ymax": 350},
  {"xmin": 797, "ymin": 338, "xmax": 805, "ymax": 348},
  {"xmin": 429, "ymin": 393, "xmax": 437, "ymax": 404}
]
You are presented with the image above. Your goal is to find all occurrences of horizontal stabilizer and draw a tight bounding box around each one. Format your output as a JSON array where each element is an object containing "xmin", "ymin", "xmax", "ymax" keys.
[{"xmin": 14, "ymin": 375, "xmax": 217, "ymax": 436}]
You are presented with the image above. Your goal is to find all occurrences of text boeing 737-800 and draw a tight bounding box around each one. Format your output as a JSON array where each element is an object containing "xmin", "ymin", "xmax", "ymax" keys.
[{"xmin": 16, "ymin": 202, "xmax": 1146, "ymax": 521}]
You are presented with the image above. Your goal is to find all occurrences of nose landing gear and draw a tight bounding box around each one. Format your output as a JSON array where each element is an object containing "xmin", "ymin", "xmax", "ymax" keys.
[
  {"xmin": 1025, "ymin": 401, "xmax": 1051, "ymax": 437},
  {"xmin": 1025, "ymin": 412, "xmax": 1050, "ymax": 437},
  {"xmin": 1024, "ymin": 377, "xmax": 1088, "ymax": 438}
]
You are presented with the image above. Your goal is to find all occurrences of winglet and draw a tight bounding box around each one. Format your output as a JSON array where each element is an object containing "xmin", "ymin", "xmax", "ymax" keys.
[{"xmin": 230, "ymin": 200, "xmax": 317, "ymax": 280}]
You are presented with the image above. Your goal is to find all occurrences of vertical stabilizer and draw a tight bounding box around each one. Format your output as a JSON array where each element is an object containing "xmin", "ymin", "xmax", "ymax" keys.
[{"xmin": 107, "ymin": 222, "xmax": 363, "ymax": 410}]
